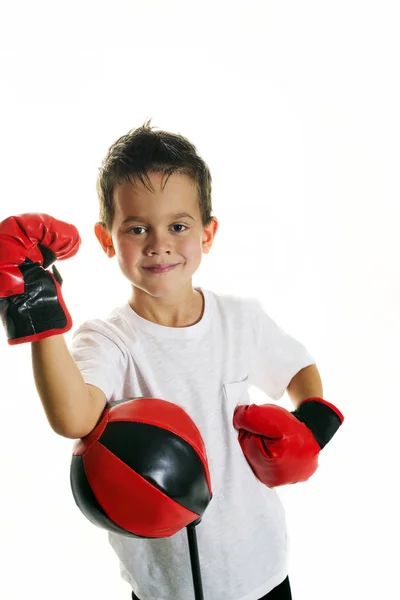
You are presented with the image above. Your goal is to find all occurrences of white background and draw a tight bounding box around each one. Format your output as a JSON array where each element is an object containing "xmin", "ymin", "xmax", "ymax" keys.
[{"xmin": 1, "ymin": 1, "xmax": 399, "ymax": 599}]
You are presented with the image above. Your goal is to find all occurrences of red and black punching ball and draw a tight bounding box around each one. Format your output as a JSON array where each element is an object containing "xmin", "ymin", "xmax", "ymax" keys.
[{"xmin": 70, "ymin": 397, "xmax": 212, "ymax": 538}]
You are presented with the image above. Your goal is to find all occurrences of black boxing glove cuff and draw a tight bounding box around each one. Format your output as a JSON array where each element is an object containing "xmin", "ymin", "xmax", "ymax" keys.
[
  {"xmin": 0, "ymin": 258, "xmax": 70, "ymax": 344},
  {"xmin": 291, "ymin": 397, "xmax": 344, "ymax": 450}
]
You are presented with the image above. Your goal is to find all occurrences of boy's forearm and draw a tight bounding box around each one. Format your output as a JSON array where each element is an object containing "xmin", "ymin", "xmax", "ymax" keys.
[
  {"xmin": 31, "ymin": 335, "xmax": 100, "ymax": 438},
  {"xmin": 286, "ymin": 364, "xmax": 323, "ymax": 408}
]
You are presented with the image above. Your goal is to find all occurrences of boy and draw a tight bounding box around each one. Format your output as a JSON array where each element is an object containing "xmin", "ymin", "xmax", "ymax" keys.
[{"xmin": 0, "ymin": 120, "xmax": 343, "ymax": 600}]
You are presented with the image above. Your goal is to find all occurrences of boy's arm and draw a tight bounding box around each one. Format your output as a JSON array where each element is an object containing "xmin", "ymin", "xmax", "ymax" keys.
[
  {"xmin": 0, "ymin": 213, "xmax": 106, "ymax": 439},
  {"xmin": 286, "ymin": 364, "xmax": 323, "ymax": 408},
  {"xmin": 32, "ymin": 335, "xmax": 107, "ymax": 438}
]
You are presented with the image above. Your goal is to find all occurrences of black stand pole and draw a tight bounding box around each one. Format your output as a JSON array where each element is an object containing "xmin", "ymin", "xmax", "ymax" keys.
[{"xmin": 186, "ymin": 517, "xmax": 204, "ymax": 600}]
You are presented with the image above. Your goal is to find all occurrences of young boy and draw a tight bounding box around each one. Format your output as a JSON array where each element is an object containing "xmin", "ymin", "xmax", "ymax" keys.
[{"xmin": 0, "ymin": 121, "xmax": 343, "ymax": 600}]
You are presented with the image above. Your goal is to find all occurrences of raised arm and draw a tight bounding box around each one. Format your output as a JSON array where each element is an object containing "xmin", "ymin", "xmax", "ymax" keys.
[{"xmin": 0, "ymin": 213, "xmax": 106, "ymax": 438}]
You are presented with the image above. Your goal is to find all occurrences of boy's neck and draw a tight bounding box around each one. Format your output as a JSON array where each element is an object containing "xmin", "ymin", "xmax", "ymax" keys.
[{"xmin": 128, "ymin": 288, "xmax": 204, "ymax": 328}]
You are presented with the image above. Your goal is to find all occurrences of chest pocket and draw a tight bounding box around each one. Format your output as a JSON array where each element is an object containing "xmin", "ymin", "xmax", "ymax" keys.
[{"xmin": 223, "ymin": 375, "xmax": 250, "ymax": 410}]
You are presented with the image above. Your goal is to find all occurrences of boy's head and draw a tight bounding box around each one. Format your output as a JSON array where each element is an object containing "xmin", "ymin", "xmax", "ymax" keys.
[
  {"xmin": 95, "ymin": 119, "xmax": 214, "ymax": 233},
  {"xmin": 94, "ymin": 120, "xmax": 218, "ymax": 302}
]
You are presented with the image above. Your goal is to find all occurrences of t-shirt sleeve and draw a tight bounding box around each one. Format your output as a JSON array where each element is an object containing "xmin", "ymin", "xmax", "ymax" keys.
[
  {"xmin": 69, "ymin": 320, "xmax": 128, "ymax": 403},
  {"xmin": 248, "ymin": 299, "xmax": 316, "ymax": 401}
]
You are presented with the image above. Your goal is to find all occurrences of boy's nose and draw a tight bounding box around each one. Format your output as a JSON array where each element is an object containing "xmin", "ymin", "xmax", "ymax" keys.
[{"xmin": 145, "ymin": 234, "xmax": 172, "ymax": 255}]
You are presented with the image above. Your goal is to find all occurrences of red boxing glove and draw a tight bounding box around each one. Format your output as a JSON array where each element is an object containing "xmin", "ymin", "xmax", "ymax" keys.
[
  {"xmin": 233, "ymin": 397, "xmax": 344, "ymax": 487},
  {"xmin": 0, "ymin": 213, "xmax": 81, "ymax": 344}
]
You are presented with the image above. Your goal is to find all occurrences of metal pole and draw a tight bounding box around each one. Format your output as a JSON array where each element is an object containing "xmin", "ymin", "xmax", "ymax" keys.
[{"xmin": 186, "ymin": 518, "xmax": 204, "ymax": 600}]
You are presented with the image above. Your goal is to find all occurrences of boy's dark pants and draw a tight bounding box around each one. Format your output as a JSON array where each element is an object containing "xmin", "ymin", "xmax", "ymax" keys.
[{"xmin": 131, "ymin": 575, "xmax": 292, "ymax": 599}]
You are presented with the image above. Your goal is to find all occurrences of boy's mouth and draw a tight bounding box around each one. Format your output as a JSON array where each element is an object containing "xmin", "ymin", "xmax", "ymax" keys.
[{"xmin": 143, "ymin": 264, "xmax": 178, "ymax": 274}]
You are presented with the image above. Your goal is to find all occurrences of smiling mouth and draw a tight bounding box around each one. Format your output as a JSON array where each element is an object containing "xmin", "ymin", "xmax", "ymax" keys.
[{"xmin": 143, "ymin": 264, "xmax": 178, "ymax": 274}]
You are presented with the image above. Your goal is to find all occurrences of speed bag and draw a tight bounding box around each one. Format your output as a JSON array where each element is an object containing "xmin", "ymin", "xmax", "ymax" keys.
[{"xmin": 70, "ymin": 397, "xmax": 213, "ymax": 538}]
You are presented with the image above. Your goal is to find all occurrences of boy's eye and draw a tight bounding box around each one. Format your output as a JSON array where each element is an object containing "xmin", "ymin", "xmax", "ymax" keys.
[
  {"xmin": 129, "ymin": 227, "xmax": 145, "ymax": 235},
  {"xmin": 172, "ymin": 224, "xmax": 187, "ymax": 232},
  {"xmin": 128, "ymin": 224, "xmax": 188, "ymax": 235}
]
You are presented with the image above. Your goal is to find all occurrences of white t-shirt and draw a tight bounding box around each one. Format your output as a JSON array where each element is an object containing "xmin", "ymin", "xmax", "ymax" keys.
[{"xmin": 70, "ymin": 287, "xmax": 315, "ymax": 600}]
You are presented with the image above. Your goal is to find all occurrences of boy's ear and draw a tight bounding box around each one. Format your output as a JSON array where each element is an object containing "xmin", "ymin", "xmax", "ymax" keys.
[
  {"xmin": 202, "ymin": 216, "xmax": 219, "ymax": 254},
  {"xmin": 94, "ymin": 222, "xmax": 116, "ymax": 257}
]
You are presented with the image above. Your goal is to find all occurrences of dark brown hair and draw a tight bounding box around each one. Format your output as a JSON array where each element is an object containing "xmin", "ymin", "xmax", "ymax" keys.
[{"xmin": 96, "ymin": 119, "xmax": 213, "ymax": 231}]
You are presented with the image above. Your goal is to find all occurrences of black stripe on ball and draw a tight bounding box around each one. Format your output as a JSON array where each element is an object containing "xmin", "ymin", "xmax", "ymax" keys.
[
  {"xmin": 70, "ymin": 455, "xmax": 144, "ymax": 538},
  {"xmin": 99, "ymin": 422, "xmax": 211, "ymax": 516}
]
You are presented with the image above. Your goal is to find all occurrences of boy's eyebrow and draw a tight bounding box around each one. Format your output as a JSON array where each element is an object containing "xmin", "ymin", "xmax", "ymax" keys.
[{"xmin": 122, "ymin": 212, "xmax": 195, "ymax": 224}]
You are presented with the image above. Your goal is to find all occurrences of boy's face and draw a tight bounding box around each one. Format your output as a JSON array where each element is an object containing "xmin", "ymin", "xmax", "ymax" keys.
[{"xmin": 95, "ymin": 171, "xmax": 218, "ymax": 300}]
